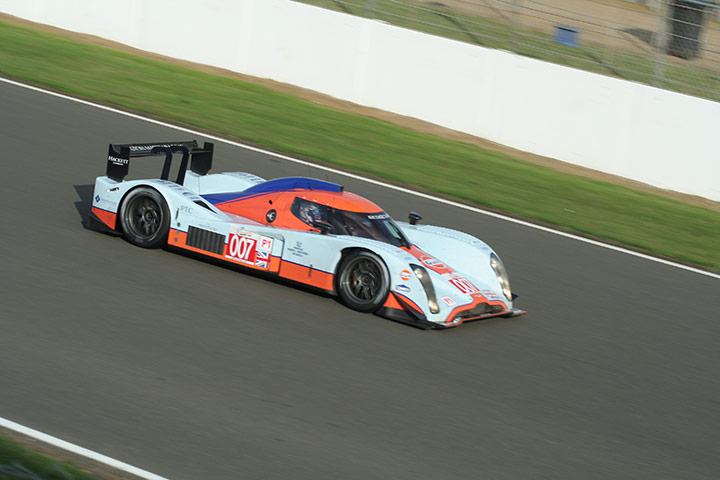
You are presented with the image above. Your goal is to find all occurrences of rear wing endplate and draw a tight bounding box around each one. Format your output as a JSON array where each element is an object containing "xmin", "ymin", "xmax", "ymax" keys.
[{"xmin": 106, "ymin": 140, "xmax": 214, "ymax": 183}]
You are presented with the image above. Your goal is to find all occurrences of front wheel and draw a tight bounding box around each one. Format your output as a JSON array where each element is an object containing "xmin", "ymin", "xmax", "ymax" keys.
[
  {"xmin": 119, "ymin": 187, "xmax": 170, "ymax": 248},
  {"xmin": 336, "ymin": 250, "xmax": 390, "ymax": 313}
]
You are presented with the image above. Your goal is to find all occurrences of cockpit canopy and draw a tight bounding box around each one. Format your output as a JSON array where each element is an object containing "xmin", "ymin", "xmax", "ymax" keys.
[{"xmin": 290, "ymin": 197, "xmax": 409, "ymax": 247}]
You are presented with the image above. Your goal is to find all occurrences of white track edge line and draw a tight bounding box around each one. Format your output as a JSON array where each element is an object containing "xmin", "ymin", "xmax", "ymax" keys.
[
  {"xmin": 3, "ymin": 77, "xmax": 718, "ymax": 280},
  {"xmin": 0, "ymin": 417, "xmax": 170, "ymax": 480}
]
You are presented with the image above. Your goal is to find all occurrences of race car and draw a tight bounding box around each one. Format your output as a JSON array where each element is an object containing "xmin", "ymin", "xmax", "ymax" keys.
[{"xmin": 90, "ymin": 140, "xmax": 525, "ymax": 329}]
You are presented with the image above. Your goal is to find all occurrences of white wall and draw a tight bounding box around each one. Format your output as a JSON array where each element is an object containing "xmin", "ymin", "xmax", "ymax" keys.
[{"xmin": 2, "ymin": 0, "xmax": 718, "ymax": 200}]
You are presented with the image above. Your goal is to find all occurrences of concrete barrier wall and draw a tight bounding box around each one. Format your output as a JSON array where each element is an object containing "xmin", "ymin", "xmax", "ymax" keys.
[{"xmin": 3, "ymin": 0, "xmax": 718, "ymax": 200}]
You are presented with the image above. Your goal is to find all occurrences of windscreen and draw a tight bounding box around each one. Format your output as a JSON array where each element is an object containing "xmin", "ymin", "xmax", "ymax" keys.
[
  {"xmin": 339, "ymin": 211, "xmax": 408, "ymax": 247},
  {"xmin": 291, "ymin": 198, "xmax": 409, "ymax": 247}
]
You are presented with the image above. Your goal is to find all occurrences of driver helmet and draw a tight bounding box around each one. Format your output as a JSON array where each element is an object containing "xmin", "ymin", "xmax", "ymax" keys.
[{"xmin": 298, "ymin": 201, "xmax": 327, "ymax": 224}]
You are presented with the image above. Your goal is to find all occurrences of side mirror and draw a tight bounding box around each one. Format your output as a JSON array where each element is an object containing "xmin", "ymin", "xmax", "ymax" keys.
[
  {"xmin": 408, "ymin": 211, "xmax": 422, "ymax": 226},
  {"xmin": 313, "ymin": 220, "xmax": 332, "ymax": 235}
]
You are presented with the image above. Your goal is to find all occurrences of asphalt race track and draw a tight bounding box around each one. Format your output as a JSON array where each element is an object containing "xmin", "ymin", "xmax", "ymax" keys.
[{"xmin": 1, "ymin": 79, "xmax": 719, "ymax": 480}]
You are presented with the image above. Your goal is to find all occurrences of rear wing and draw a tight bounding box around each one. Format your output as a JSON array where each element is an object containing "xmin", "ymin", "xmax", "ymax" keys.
[{"xmin": 106, "ymin": 140, "xmax": 214, "ymax": 183}]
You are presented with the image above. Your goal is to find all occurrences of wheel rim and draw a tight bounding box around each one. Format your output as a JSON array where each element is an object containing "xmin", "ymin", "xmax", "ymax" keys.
[
  {"xmin": 343, "ymin": 257, "xmax": 383, "ymax": 303},
  {"xmin": 125, "ymin": 195, "xmax": 163, "ymax": 240}
]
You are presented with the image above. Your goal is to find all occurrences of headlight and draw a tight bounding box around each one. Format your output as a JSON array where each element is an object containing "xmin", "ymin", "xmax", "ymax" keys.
[
  {"xmin": 410, "ymin": 264, "xmax": 439, "ymax": 314},
  {"xmin": 490, "ymin": 253, "xmax": 512, "ymax": 301}
]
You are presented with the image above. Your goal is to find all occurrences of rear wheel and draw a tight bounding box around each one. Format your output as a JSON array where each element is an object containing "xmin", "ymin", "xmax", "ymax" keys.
[
  {"xmin": 336, "ymin": 250, "xmax": 390, "ymax": 313},
  {"xmin": 119, "ymin": 187, "xmax": 170, "ymax": 248}
]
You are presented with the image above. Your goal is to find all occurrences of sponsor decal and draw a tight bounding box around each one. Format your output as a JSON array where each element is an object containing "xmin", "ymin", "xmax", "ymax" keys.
[
  {"xmin": 182, "ymin": 191, "xmax": 194, "ymax": 197},
  {"xmin": 94, "ymin": 196, "xmax": 114, "ymax": 206},
  {"xmin": 266, "ymin": 209, "xmax": 277, "ymax": 223},
  {"xmin": 108, "ymin": 155, "xmax": 128, "ymax": 165},
  {"xmin": 228, "ymin": 172, "xmax": 265, "ymax": 184},
  {"xmin": 441, "ymin": 296, "xmax": 457, "ymax": 307},
  {"xmin": 179, "ymin": 206, "xmax": 194, "ymax": 214},
  {"xmin": 480, "ymin": 289, "xmax": 501, "ymax": 300},
  {"xmin": 394, "ymin": 284, "xmax": 411, "ymax": 294},
  {"xmin": 157, "ymin": 180, "xmax": 184, "ymax": 191},
  {"xmin": 288, "ymin": 241, "xmax": 308, "ymax": 257},
  {"xmin": 399, "ymin": 270, "xmax": 412, "ymax": 281},
  {"xmin": 128, "ymin": 143, "xmax": 178, "ymax": 152},
  {"xmin": 420, "ymin": 255, "xmax": 446, "ymax": 269},
  {"xmin": 367, "ymin": 213, "xmax": 389, "ymax": 220}
]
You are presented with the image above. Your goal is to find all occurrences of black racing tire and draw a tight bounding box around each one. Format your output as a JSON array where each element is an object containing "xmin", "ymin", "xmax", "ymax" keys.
[
  {"xmin": 336, "ymin": 250, "xmax": 390, "ymax": 313},
  {"xmin": 118, "ymin": 187, "xmax": 170, "ymax": 249}
]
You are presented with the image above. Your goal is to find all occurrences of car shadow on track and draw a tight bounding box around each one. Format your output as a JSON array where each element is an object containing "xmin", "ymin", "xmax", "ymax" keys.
[{"xmin": 73, "ymin": 184, "xmax": 94, "ymax": 229}]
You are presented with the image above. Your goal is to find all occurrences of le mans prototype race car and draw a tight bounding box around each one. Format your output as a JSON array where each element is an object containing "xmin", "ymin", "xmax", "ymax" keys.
[{"xmin": 90, "ymin": 140, "xmax": 525, "ymax": 329}]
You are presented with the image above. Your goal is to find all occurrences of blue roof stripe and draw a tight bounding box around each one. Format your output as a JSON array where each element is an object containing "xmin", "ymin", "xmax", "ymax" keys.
[
  {"xmin": 201, "ymin": 177, "xmax": 344, "ymax": 205},
  {"xmin": 201, "ymin": 191, "xmax": 271, "ymax": 205}
]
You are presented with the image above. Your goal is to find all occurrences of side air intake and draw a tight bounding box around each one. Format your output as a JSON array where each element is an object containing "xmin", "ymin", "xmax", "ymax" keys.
[{"xmin": 186, "ymin": 226, "xmax": 225, "ymax": 255}]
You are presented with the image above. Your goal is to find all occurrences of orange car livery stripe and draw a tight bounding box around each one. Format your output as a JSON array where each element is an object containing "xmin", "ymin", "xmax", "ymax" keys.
[
  {"xmin": 403, "ymin": 245, "xmax": 455, "ymax": 275},
  {"xmin": 278, "ymin": 259, "xmax": 334, "ymax": 291},
  {"xmin": 382, "ymin": 294, "xmax": 404, "ymax": 310},
  {"xmin": 390, "ymin": 291, "xmax": 425, "ymax": 317},
  {"xmin": 92, "ymin": 207, "xmax": 117, "ymax": 230},
  {"xmin": 444, "ymin": 297, "xmax": 509, "ymax": 326}
]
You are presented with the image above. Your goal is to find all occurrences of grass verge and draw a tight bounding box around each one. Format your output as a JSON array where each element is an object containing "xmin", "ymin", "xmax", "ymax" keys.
[
  {"xmin": 0, "ymin": 19, "xmax": 718, "ymax": 272},
  {"xmin": 0, "ymin": 434, "xmax": 97, "ymax": 480}
]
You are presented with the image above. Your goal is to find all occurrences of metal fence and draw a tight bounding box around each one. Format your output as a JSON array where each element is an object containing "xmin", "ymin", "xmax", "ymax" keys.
[{"xmin": 298, "ymin": 0, "xmax": 720, "ymax": 101}]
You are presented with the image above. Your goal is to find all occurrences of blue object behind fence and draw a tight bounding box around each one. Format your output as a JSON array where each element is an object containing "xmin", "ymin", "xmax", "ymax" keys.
[{"xmin": 554, "ymin": 25, "xmax": 579, "ymax": 47}]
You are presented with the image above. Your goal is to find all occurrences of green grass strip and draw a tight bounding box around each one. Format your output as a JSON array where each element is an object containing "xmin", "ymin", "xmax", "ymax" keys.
[
  {"xmin": 0, "ymin": 434, "xmax": 96, "ymax": 480},
  {"xmin": 1, "ymin": 20, "xmax": 718, "ymax": 272}
]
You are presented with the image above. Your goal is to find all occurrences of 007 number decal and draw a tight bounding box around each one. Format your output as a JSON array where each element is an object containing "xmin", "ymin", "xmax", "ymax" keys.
[
  {"xmin": 226, "ymin": 232, "xmax": 274, "ymax": 269},
  {"xmin": 449, "ymin": 277, "xmax": 480, "ymax": 294},
  {"xmin": 228, "ymin": 233, "xmax": 257, "ymax": 263}
]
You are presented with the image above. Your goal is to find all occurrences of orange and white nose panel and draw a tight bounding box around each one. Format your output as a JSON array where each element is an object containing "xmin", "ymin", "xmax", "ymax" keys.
[{"xmin": 404, "ymin": 245, "xmax": 507, "ymax": 309}]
